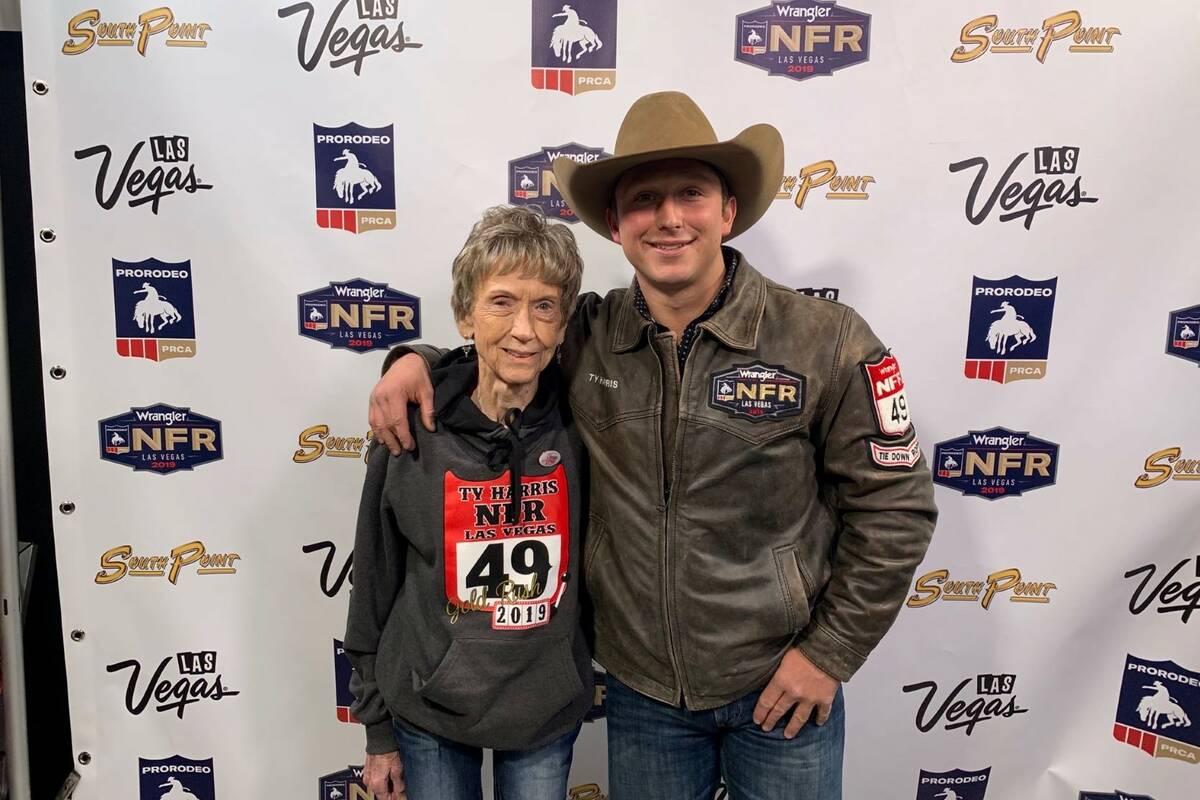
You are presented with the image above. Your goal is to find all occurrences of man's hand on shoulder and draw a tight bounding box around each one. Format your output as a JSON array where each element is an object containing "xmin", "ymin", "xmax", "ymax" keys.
[
  {"xmin": 368, "ymin": 352, "xmax": 435, "ymax": 455},
  {"xmin": 752, "ymin": 647, "xmax": 841, "ymax": 739}
]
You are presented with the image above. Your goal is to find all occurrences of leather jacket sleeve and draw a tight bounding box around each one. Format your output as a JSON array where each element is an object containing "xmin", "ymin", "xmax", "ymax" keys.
[{"xmin": 796, "ymin": 308, "xmax": 938, "ymax": 682}]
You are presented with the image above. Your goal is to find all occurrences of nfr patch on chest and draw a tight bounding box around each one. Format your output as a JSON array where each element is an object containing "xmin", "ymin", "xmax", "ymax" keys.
[
  {"xmin": 443, "ymin": 465, "xmax": 570, "ymax": 629},
  {"xmin": 709, "ymin": 362, "xmax": 805, "ymax": 422}
]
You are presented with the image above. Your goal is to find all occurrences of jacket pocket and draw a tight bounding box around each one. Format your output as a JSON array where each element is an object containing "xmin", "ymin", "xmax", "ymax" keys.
[
  {"xmin": 772, "ymin": 544, "xmax": 813, "ymax": 634},
  {"xmin": 416, "ymin": 636, "xmax": 583, "ymax": 743}
]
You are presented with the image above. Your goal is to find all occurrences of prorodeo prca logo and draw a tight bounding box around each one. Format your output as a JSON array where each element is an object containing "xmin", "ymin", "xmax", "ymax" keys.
[
  {"xmin": 964, "ymin": 276, "xmax": 1056, "ymax": 384},
  {"xmin": 932, "ymin": 427, "xmax": 1058, "ymax": 500},
  {"xmin": 314, "ymin": 123, "xmax": 396, "ymax": 234},
  {"xmin": 277, "ymin": 0, "xmax": 423, "ymax": 75},
  {"xmin": 99, "ymin": 404, "xmax": 222, "ymax": 474},
  {"xmin": 509, "ymin": 143, "xmax": 611, "ymax": 222},
  {"xmin": 531, "ymin": 0, "xmax": 616, "ymax": 95},
  {"xmin": 96, "ymin": 541, "xmax": 240, "ymax": 586},
  {"xmin": 950, "ymin": 146, "xmax": 1096, "ymax": 230},
  {"xmin": 299, "ymin": 278, "xmax": 419, "ymax": 351},
  {"xmin": 915, "ymin": 768, "xmax": 991, "ymax": 800},
  {"xmin": 334, "ymin": 638, "xmax": 358, "ymax": 723},
  {"xmin": 1080, "ymin": 791, "xmax": 1156, "ymax": 800},
  {"xmin": 1166, "ymin": 304, "xmax": 1200, "ymax": 366},
  {"xmin": 138, "ymin": 756, "xmax": 215, "ymax": 800},
  {"xmin": 709, "ymin": 362, "xmax": 805, "ymax": 422},
  {"xmin": 1113, "ymin": 654, "xmax": 1199, "ymax": 764},
  {"xmin": 1125, "ymin": 555, "xmax": 1200, "ymax": 624},
  {"xmin": 775, "ymin": 160, "xmax": 874, "ymax": 209},
  {"xmin": 735, "ymin": 2, "xmax": 870, "ymax": 82},
  {"xmin": 903, "ymin": 673, "xmax": 1028, "ymax": 736},
  {"xmin": 113, "ymin": 258, "xmax": 195, "ymax": 361},
  {"xmin": 951, "ymin": 11, "xmax": 1121, "ymax": 64},
  {"xmin": 75, "ymin": 135, "xmax": 212, "ymax": 215},
  {"xmin": 908, "ymin": 567, "xmax": 1057, "ymax": 610},
  {"xmin": 319, "ymin": 765, "xmax": 369, "ymax": 800},
  {"xmin": 109, "ymin": 651, "xmax": 239, "ymax": 719},
  {"xmin": 63, "ymin": 9, "xmax": 212, "ymax": 57}
]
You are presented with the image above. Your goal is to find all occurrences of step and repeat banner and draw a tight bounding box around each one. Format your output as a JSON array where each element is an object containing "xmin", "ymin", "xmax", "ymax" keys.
[{"xmin": 18, "ymin": 1, "xmax": 1200, "ymax": 798}]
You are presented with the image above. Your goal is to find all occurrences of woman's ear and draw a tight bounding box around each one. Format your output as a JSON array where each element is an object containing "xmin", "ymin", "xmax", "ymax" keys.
[{"xmin": 455, "ymin": 315, "xmax": 473, "ymax": 340}]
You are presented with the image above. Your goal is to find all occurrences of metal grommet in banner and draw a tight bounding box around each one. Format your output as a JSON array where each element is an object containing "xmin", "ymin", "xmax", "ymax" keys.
[
  {"xmin": 49, "ymin": 365, "xmax": 67, "ymax": 380},
  {"xmin": 70, "ymin": 629, "xmax": 85, "ymax": 642},
  {"xmin": 38, "ymin": 228, "xmax": 56, "ymax": 243},
  {"xmin": 59, "ymin": 501, "xmax": 76, "ymax": 515},
  {"xmin": 31, "ymin": 79, "xmax": 49, "ymax": 95},
  {"xmin": 77, "ymin": 752, "xmax": 91, "ymax": 766}
]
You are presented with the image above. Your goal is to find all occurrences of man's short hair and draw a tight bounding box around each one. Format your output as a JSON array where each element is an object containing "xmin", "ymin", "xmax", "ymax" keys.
[{"xmin": 450, "ymin": 205, "xmax": 584, "ymax": 323}]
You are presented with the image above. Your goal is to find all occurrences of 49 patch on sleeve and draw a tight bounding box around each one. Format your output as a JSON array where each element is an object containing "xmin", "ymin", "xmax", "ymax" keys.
[
  {"xmin": 864, "ymin": 353, "xmax": 912, "ymax": 437},
  {"xmin": 709, "ymin": 362, "xmax": 805, "ymax": 422}
]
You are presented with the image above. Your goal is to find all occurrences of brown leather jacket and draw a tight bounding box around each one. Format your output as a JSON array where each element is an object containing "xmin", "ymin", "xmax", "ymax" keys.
[{"xmin": 400, "ymin": 247, "xmax": 937, "ymax": 709}]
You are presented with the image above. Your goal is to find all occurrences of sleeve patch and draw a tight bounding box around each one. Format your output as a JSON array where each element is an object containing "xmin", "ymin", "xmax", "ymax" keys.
[
  {"xmin": 870, "ymin": 437, "xmax": 922, "ymax": 469},
  {"xmin": 863, "ymin": 353, "xmax": 911, "ymax": 438}
]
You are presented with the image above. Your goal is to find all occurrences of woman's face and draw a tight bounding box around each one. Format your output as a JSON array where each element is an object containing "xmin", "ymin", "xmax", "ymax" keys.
[{"xmin": 457, "ymin": 270, "xmax": 566, "ymax": 392}]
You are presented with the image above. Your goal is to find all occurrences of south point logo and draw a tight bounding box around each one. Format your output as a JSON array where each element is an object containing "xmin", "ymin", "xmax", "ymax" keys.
[
  {"xmin": 75, "ymin": 135, "xmax": 212, "ymax": 215},
  {"xmin": 915, "ymin": 767, "xmax": 991, "ymax": 800},
  {"xmin": 951, "ymin": 11, "xmax": 1120, "ymax": 63},
  {"xmin": 112, "ymin": 258, "xmax": 196, "ymax": 361},
  {"xmin": 138, "ymin": 756, "xmax": 215, "ymax": 800},
  {"xmin": 62, "ymin": 8, "xmax": 212, "ymax": 57},
  {"xmin": 108, "ymin": 651, "xmax": 239, "ymax": 719},
  {"xmin": 1134, "ymin": 447, "xmax": 1200, "ymax": 489},
  {"xmin": 735, "ymin": 1, "xmax": 870, "ymax": 82},
  {"xmin": 950, "ymin": 146, "xmax": 1096, "ymax": 229},
  {"xmin": 775, "ymin": 160, "xmax": 874, "ymax": 208},
  {"xmin": 509, "ymin": 143, "xmax": 611, "ymax": 222},
  {"xmin": 531, "ymin": 0, "xmax": 617, "ymax": 95},
  {"xmin": 1112, "ymin": 654, "xmax": 1199, "ymax": 764},
  {"xmin": 99, "ymin": 404, "xmax": 222, "ymax": 474},
  {"xmin": 298, "ymin": 278, "xmax": 420, "ymax": 351},
  {"xmin": 313, "ymin": 123, "xmax": 396, "ymax": 234},
  {"xmin": 908, "ymin": 567, "xmax": 1057, "ymax": 610},
  {"xmin": 96, "ymin": 541, "xmax": 240, "ymax": 586},
  {"xmin": 293, "ymin": 425, "xmax": 374, "ymax": 462},
  {"xmin": 1125, "ymin": 555, "xmax": 1200, "ymax": 624},
  {"xmin": 277, "ymin": 0, "xmax": 423, "ymax": 75},
  {"xmin": 903, "ymin": 673, "xmax": 1029, "ymax": 736}
]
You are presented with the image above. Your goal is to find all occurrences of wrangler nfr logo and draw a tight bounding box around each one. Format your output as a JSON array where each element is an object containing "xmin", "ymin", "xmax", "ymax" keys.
[
  {"xmin": 735, "ymin": 2, "xmax": 870, "ymax": 82},
  {"xmin": 99, "ymin": 404, "xmax": 222, "ymax": 474},
  {"xmin": 298, "ymin": 279, "xmax": 420, "ymax": 352},
  {"xmin": 710, "ymin": 362, "xmax": 805, "ymax": 422},
  {"xmin": 932, "ymin": 427, "xmax": 1058, "ymax": 500},
  {"xmin": 508, "ymin": 144, "xmax": 610, "ymax": 223}
]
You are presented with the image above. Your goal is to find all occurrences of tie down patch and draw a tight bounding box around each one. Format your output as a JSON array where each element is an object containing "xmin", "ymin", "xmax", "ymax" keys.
[
  {"xmin": 443, "ymin": 464, "xmax": 569, "ymax": 630},
  {"xmin": 709, "ymin": 362, "xmax": 805, "ymax": 422}
]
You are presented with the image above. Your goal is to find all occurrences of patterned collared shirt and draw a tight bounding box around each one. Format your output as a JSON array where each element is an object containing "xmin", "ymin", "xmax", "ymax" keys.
[{"xmin": 633, "ymin": 249, "xmax": 739, "ymax": 371}]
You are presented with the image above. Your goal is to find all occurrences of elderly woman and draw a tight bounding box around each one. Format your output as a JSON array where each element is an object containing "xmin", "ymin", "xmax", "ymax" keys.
[{"xmin": 344, "ymin": 205, "xmax": 591, "ymax": 800}]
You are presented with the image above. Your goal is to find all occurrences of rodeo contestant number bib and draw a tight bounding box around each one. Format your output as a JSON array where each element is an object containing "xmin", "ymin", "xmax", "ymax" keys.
[{"xmin": 443, "ymin": 465, "xmax": 569, "ymax": 630}]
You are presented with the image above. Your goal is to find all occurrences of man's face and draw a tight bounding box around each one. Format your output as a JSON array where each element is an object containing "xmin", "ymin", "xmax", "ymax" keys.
[{"xmin": 606, "ymin": 159, "xmax": 737, "ymax": 294}]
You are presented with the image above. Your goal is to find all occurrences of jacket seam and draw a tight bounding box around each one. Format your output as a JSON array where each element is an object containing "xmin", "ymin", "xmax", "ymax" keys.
[
  {"xmin": 813, "ymin": 307, "xmax": 853, "ymax": 422},
  {"xmin": 811, "ymin": 620, "xmax": 869, "ymax": 661}
]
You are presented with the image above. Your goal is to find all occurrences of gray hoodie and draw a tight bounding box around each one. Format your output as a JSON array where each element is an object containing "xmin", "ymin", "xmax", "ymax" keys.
[{"xmin": 344, "ymin": 352, "xmax": 592, "ymax": 753}]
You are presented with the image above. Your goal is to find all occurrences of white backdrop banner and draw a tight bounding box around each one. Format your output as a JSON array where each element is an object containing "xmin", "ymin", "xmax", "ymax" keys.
[{"xmin": 18, "ymin": 1, "xmax": 1200, "ymax": 799}]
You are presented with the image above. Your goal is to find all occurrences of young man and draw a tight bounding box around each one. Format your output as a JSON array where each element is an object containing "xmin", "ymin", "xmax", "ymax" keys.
[{"xmin": 370, "ymin": 91, "xmax": 937, "ymax": 799}]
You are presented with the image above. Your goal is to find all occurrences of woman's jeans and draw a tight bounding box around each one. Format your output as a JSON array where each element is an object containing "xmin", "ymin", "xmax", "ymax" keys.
[{"xmin": 392, "ymin": 717, "xmax": 581, "ymax": 800}]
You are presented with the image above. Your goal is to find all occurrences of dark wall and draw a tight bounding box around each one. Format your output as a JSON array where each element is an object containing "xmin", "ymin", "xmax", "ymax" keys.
[{"xmin": 0, "ymin": 30, "xmax": 73, "ymax": 799}]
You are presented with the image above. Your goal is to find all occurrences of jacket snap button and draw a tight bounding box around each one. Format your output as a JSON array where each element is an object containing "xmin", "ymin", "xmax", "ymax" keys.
[{"xmin": 561, "ymin": 572, "xmax": 571, "ymax": 582}]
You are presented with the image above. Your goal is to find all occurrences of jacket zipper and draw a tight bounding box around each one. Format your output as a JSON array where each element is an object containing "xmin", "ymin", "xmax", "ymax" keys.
[{"xmin": 653, "ymin": 335, "xmax": 688, "ymax": 705}]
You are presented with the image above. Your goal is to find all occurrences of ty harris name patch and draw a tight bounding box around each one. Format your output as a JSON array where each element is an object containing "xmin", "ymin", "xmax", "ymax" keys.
[{"xmin": 710, "ymin": 362, "xmax": 805, "ymax": 422}]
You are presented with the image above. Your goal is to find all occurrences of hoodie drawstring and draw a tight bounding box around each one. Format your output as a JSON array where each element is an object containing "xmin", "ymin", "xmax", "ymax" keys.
[{"xmin": 484, "ymin": 408, "xmax": 525, "ymax": 525}]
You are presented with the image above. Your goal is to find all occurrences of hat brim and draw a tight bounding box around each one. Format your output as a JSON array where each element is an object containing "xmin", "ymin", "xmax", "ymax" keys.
[{"xmin": 553, "ymin": 123, "xmax": 785, "ymax": 242}]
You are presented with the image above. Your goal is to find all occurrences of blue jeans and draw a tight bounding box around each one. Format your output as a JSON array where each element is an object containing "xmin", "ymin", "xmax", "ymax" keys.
[
  {"xmin": 607, "ymin": 677, "xmax": 844, "ymax": 800},
  {"xmin": 392, "ymin": 717, "xmax": 581, "ymax": 800}
]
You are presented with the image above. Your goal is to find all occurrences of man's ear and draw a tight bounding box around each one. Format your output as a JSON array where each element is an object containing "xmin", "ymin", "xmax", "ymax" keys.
[
  {"xmin": 605, "ymin": 208, "xmax": 622, "ymax": 245},
  {"xmin": 721, "ymin": 195, "xmax": 737, "ymax": 237}
]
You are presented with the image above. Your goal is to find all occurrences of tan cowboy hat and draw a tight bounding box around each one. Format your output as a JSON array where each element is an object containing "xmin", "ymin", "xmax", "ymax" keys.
[{"xmin": 553, "ymin": 91, "xmax": 784, "ymax": 241}]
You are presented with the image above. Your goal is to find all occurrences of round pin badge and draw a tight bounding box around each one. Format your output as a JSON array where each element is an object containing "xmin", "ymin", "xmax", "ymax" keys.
[{"xmin": 539, "ymin": 450, "xmax": 561, "ymax": 467}]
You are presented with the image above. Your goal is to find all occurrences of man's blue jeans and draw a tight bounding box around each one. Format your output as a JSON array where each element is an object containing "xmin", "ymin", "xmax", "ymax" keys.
[
  {"xmin": 607, "ymin": 676, "xmax": 845, "ymax": 800},
  {"xmin": 392, "ymin": 717, "xmax": 581, "ymax": 800}
]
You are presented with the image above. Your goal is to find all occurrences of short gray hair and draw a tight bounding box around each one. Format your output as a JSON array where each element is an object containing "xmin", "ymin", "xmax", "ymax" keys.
[{"xmin": 451, "ymin": 205, "xmax": 583, "ymax": 323}]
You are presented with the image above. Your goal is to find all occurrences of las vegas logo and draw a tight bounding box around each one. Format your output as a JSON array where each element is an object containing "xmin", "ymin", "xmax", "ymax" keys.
[
  {"xmin": 509, "ymin": 143, "xmax": 611, "ymax": 222},
  {"xmin": 964, "ymin": 276, "xmax": 1056, "ymax": 384},
  {"xmin": 313, "ymin": 123, "xmax": 396, "ymax": 234},
  {"xmin": 1113, "ymin": 654, "xmax": 1198, "ymax": 764},
  {"xmin": 950, "ymin": 146, "xmax": 1097, "ymax": 230},
  {"xmin": 278, "ymin": 0, "xmax": 423, "ymax": 75},
  {"xmin": 76, "ymin": 135, "xmax": 212, "ymax": 215},
  {"xmin": 531, "ymin": 0, "xmax": 616, "ymax": 95},
  {"xmin": 933, "ymin": 427, "xmax": 1058, "ymax": 500},
  {"xmin": 100, "ymin": 404, "xmax": 222, "ymax": 474},
  {"xmin": 735, "ymin": 1, "xmax": 870, "ymax": 82},
  {"xmin": 112, "ymin": 258, "xmax": 195, "ymax": 361}
]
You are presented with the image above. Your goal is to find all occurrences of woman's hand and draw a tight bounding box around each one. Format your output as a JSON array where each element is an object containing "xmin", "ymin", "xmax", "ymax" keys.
[{"xmin": 363, "ymin": 750, "xmax": 406, "ymax": 800}]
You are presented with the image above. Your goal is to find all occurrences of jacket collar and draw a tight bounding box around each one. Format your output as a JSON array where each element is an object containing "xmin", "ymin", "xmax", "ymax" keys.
[{"xmin": 611, "ymin": 245, "xmax": 764, "ymax": 353}]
